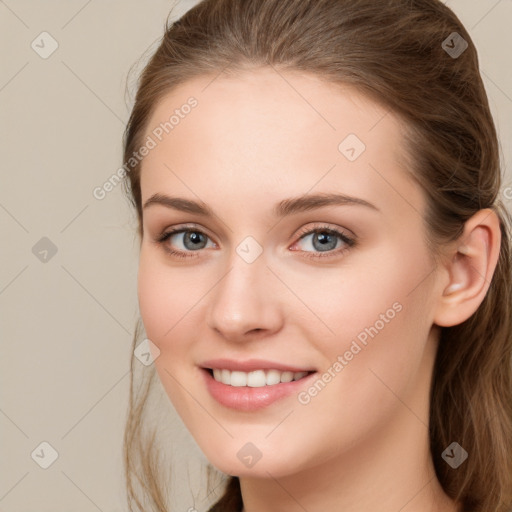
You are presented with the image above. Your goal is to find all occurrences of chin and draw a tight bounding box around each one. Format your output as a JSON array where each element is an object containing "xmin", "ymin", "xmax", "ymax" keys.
[{"xmin": 198, "ymin": 440, "xmax": 307, "ymax": 479}]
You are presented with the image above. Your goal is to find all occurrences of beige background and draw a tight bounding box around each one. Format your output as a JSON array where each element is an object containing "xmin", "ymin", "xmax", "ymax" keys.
[{"xmin": 1, "ymin": 1, "xmax": 511, "ymax": 511}]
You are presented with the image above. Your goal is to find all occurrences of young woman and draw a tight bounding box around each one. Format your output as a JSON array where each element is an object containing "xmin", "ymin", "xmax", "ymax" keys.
[{"xmin": 121, "ymin": 1, "xmax": 512, "ymax": 511}]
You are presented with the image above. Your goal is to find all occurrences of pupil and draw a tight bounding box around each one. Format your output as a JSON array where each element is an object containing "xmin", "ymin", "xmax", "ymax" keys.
[
  {"xmin": 314, "ymin": 232, "xmax": 336, "ymax": 251},
  {"xmin": 185, "ymin": 232, "xmax": 205, "ymax": 249}
]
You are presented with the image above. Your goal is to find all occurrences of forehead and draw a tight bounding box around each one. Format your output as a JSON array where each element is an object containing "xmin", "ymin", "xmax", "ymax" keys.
[{"xmin": 139, "ymin": 67, "xmax": 424, "ymax": 222}]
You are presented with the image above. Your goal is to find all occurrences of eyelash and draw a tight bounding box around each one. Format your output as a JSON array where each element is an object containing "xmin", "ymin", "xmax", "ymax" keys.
[{"xmin": 154, "ymin": 223, "xmax": 356, "ymax": 261}]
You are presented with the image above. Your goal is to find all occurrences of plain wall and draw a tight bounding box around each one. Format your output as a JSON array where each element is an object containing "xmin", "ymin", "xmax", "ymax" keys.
[{"xmin": 1, "ymin": 1, "xmax": 511, "ymax": 510}]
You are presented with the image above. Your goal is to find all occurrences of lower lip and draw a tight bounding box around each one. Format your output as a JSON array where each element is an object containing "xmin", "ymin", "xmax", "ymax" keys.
[{"xmin": 201, "ymin": 368, "xmax": 317, "ymax": 411}]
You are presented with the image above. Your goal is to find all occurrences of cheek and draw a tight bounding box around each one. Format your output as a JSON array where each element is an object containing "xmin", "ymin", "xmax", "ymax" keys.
[
  {"xmin": 137, "ymin": 251, "xmax": 212, "ymax": 359},
  {"xmin": 289, "ymin": 246, "xmax": 426, "ymax": 344},
  {"xmin": 137, "ymin": 255, "xmax": 199, "ymax": 408},
  {"xmin": 137, "ymin": 260, "xmax": 167, "ymax": 341},
  {"xmin": 302, "ymin": 240, "xmax": 435, "ymax": 390},
  {"xmin": 137, "ymin": 253, "xmax": 189, "ymax": 347}
]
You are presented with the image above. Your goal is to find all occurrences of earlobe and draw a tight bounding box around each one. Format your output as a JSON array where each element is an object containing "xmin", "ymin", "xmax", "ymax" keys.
[{"xmin": 434, "ymin": 209, "xmax": 501, "ymax": 327}]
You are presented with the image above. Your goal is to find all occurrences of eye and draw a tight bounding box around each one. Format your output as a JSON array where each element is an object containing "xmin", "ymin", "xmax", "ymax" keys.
[
  {"xmin": 155, "ymin": 225, "xmax": 215, "ymax": 259},
  {"xmin": 154, "ymin": 223, "xmax": 356, "ymax": 260},
  {"xmin": 290, "ymin": 224, "xmax": 356, "ymax": 260}
]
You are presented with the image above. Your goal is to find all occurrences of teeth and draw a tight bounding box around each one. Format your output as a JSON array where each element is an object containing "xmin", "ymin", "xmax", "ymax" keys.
[{"xmin": 211, "ymin": 368, "xmax": 309, "ymax": 387}]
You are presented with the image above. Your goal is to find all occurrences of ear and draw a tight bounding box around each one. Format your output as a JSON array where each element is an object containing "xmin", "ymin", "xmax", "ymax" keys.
[{"xmin": 433, "ymin": 208, "xmax": 501, "ymax": 327}]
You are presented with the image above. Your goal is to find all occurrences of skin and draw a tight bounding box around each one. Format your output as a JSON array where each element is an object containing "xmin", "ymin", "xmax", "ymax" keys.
[{"xmin": 136, "ymin": 67, "xmax": 500, "ymax": 512}]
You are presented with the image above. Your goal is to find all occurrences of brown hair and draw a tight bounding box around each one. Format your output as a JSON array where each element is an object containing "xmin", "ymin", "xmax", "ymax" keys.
[{"xmin": 121, "ymin": 1, "xmax": 512, "ymax": 511}]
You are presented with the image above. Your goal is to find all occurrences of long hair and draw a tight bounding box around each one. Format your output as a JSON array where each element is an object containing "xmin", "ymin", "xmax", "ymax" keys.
[{"xmin": 121, "ymin": 1, "xmax": 512, "ymax": 510}]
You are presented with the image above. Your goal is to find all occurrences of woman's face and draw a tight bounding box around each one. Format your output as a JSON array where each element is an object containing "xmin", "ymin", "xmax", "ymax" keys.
[{"xmin": 137, "ymin": 67, "xmax": 444, "ymax": 478}]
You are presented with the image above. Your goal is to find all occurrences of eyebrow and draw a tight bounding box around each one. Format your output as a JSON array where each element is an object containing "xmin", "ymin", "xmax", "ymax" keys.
[{"xmin": 142, "ymin": 192, "xmax": 380, "ymax": 217}]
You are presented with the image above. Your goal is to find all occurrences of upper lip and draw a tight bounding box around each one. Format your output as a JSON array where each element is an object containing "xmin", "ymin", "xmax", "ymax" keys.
[{"xmin": 200, "ymin": 358, "xmax": 316, "ymax": 373}]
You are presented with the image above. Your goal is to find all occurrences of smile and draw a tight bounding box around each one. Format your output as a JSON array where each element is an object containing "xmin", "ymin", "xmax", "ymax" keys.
[
  {"xmin": 201, "ymin": 367, "xmax": 318, "ymax": 411},
  {"xmin": 209, "ymin": 368, "xmax": 312, "ymax": 387}
]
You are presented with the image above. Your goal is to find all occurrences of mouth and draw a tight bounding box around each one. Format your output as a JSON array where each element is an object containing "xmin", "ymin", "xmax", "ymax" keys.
[
  {"xmin": 201, "ymin": 366, "xmax": 318, "ymax": 411},
  {"xmin": 204, "ymin": 367, "xmax": 316, "ymax": 388}
]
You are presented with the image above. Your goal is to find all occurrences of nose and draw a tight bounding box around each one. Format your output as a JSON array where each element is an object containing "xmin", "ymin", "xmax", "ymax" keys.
[{"xmin": 206, "ymin": 253, "xmax": 284, "ymax": 342}]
